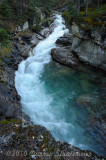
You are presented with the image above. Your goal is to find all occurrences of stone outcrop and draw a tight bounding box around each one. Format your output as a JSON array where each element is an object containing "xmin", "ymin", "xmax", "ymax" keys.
[
  {"xmin": 51, "ymin": 47, "xmax": 80, "ymax": 67},
  {"xmin": 71, "ymin": 22, "xmax": 106, "ymax": 71},
  {"xmin": 56, "ymin": 33, "xmax": 72, "ymax": 46},
  {"xmin": 51, "ymin": 21, "xmax": 106, "ymax": 72},
  {"xmin": 15, "ymin": 21, "xmax": 29, "ymax": 33}
]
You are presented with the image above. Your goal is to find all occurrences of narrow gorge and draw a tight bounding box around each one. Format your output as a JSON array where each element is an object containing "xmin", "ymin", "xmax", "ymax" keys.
[
  {"xmin": 15, "ymin": 14, "xmax": 106, "ymax": 158},
  {"xmin": 0, "ymin": 0, "xmax": 106, "ymax": 160}
]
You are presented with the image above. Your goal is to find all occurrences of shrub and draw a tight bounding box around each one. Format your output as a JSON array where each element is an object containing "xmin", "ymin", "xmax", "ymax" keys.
[
  {"xmin": 30, "ymin": 25, "xmax": 42, "ymax": 32},
  {"xmin": 81, "ymin": 4, "xmax": 106, "ymax": 26},
  {"xmin": 1, "ymin": 0, "xmax": 13, "ymax": 20},
  {"xmin": 63, "ymin": 5, "xmax": 80, "ymax": 24},
  {"xmin": 0, "ymin": 28, "xmax": 10, "ymax": 47},
  {"xmin": 41, "ymin": 18, "xmax": 52, "ymax": 27}
]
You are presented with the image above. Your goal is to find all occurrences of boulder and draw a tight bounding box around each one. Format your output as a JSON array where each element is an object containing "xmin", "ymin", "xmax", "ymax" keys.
[
  {"xmin": 21, "ymin": 33, "xmax": 33, "ymax": 40},
  {"xmin": 56, "ymin": 37, "xmax": 72, "ymax": 46},
  {"xmin": 15, "ymin": 21, "xmax": 29, "ymax": 33},
  {"xmin": 0, "ymin": 96, "xmax": 21, "ymax": 119},
  {"xmin": 51, "ymin": 48, "xmax": 79, "ymax": 67},
  {"xmin": 30, "ymin": 34, "xmax": 39, "ymax": 45},
  {"xmin": 40, "ymin": 28, "xmax": 50, "ymax": 38},
  {"xmin": 21, "ymin": 46, "xmax": 31, "ymax": 58},
  {"xmin": 56, "ymin": 33, "xmax": 72, "ymax": 46},
  {"xmin": 76, "ymin": 95, "xmax": 100, "ymax": 108},
  {"xmin": 76, "ymin": 95, "xmax": 91, "ymax": 107}
]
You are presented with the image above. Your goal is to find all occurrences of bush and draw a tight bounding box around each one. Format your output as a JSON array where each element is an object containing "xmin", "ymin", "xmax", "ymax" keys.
[
  {"xmin": 41, "ymin": 18, "xmax": 52, "ymax": 27},
  {"xmin": 63, "ymin": 5, "xmax": 80, "ymax": 24},
  {"xmin": 81, "ymin": 4, "xmax": 106, "ymax": 26},
  {"xmin": 1, "ymin": 0, "xmax": 13, "ymax": 20},
  {"xmin": 0, "ymin": 29, "xmax": 10, "ymax": 47},
  {"xmin": 30, "ymin": 25, "xmax": 42, "ymax": 32}
]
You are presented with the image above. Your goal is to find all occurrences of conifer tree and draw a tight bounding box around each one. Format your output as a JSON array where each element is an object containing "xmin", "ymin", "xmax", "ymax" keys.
[{"xmin": 2, "ymin": 0, "xmax": 13, "ymax": 20}]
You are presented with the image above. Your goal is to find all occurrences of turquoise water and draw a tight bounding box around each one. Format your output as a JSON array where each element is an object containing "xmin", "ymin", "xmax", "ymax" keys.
[
  {"xmin": 41, "ymin": 61, "xmax": 106, "ymax": 157},
  {"xmin": 15, "ymin": 15, "xmax": 106, "ymax": 158}
]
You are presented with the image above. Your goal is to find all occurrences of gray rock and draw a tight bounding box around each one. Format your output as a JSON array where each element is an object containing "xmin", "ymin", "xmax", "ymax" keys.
[
  {"xmin": 15, "ymin": 21, "xmax": 29, "ymax": 33},
  {"xmin": 56, "ymin": 36, "xmax": 72, "ymax": 46},
  {"xmin": 71, "ymin": 36, "xmax": 106, "ymax": 70},
  {"xmin": 0, "ymin": 132, "xmax": 15, "ymax": 149},
  {"xmin": 40, "ymin": 28, "xmax": 50, "ymax": 38},
  {"xmin": 30, "ymin": 34, "xmax": 39, "ymax": 45},
  {"xmin": 21, "ymin": 33, "xmax": 34, "ymax": 41},
  {"xmin": 21, "ymin": 46, "xmax": 31, "ymax": 58},
  {"xmin": 36, "ymin": 34, "xmax": 44, "ymax": 40},
  {"xmin": 64, "ymin": 32, "xmax": 72, "ymax": 38},
  {"xmin": 76, "ymin": 95, "xmax": 100, "ymax": 108},
  {"xmin": 76, "ymin": 95, "xmax": 91, "ymax": 107},
  {"xmin": 51, "ymin": 48, "xmax": 79, "ymax": 67},
  {"xmin": 71, "ymin": 23, "xmax": 106, "ymax": 71},
  {"xmin": 0, "ymin": 96, "xmax": 22, "ymax": 118}
]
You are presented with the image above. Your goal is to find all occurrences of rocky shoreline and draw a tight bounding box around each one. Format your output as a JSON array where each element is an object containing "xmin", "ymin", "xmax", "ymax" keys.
[
  {"xmin": 0, "ymin": 16, "xmax": 105, "ymax": 160},
  {"xmin": 52, "ymin": 20, "xmax": 106, "ymax": 71}
]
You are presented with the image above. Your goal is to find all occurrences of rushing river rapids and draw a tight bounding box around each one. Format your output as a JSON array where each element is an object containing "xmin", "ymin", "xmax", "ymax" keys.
[{"xmin": 15, "ymin": 15, "xmax": 106, "ymax": 157}]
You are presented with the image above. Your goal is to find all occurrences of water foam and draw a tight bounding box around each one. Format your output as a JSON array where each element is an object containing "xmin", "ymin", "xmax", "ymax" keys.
[{"xmin": 15, "ymin": 15, "xmax": 70, "ymax": 133}]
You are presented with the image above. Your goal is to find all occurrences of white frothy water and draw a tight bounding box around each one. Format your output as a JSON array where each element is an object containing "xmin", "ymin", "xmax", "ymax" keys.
[
  {"xmin": 15, "ymin": 15, "xmax": 87, "ymax": 149},
  {"xmin": 15, "ymin": 15, "xmax": 69, "ymax": 127}
]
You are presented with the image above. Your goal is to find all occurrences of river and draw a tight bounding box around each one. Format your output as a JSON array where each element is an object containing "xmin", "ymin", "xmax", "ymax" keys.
[{"xmin": 15, "ymin": 14, "xmax": 106, "ymax": 157}]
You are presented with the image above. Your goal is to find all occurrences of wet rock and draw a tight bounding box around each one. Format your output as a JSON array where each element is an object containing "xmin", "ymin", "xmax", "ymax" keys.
[
  {"xmin": 51, "ymin": 48, "xmax": 79, "ymax": 67},
  {"xmin": 30, "ymin": 34, "xmax": 39, "ymax": 45},
  {"xmin": 56, "ymin": 33, "xmax": 72, "ymax": 46},
  {"xmin": 40, "ymin": 28, "xmax": 50, "ymax": 38},
  {"xmin": 21, "ymin": 46, "xmax": 31, "ymax": 58},
  {"xmin": 21, "ymin": 33, "xmax": 39, "ymax": 45},
  {"xmin": 36, "ymin": 33, "xmax": 44, "ymax": 40},
  {"xmin": 56, "ymin": 36, "xmax": 72, "ymax": 46},
  {"xmin": 76, "ymin": 95, "xmax": 91, "ymax": 107},
  {"xmin": 76, "ymin": 95, "xmax": 100, "ymax": 108},
  {"xmin": 90, "ymin": 76, "xmax": 101, "ymax": 84},
  {"xmin": 49, "ymin": 23, "xmax": 55, "ymax": 33},
  {"xmin": 64, "ymin": 32, "xmax": 72, "ymax": 37}
]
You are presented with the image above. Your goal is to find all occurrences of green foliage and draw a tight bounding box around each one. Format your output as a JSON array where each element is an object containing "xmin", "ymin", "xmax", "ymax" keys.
[
  {"xmin": 41, "ymin": 6, "xmax": 51, "ymax": 17},
  {"xmin": 0, "ymin": 119, "xmax": 18, "ymax": 124},
  {"xmin": 30, "ymin": 25, "xmax": 41, "ymax": 32},
  {"xmin": 63, "ymin": 3, "xmax": 106, "ymax": 27},
  {"xmin": 88, "ymin": 4, "xmax": 106, "ymax": 19},
  {"xmin": 25, "ymin": 2, "xmax": 41, "ymax": 26},
  {"xmin": 35, "ymin": 0, "xmax": 56, "ymax": 17},
  {"xmin": 34, "ymin": 9, "xmax": 41, "ymax": 25},
  {"xmin": 81, "ymin": 4, "xmax": 106, "ymax": 26},
  {"xmin": 0, "ymin": 28, "xmax": 10, "ymax": 47},
  {"xmin": 62, "ymin": 5, "xmax": 80, "ymax": 24},
  {"xmin": 35, "ymin": 0, "xmax": 55, "ymax": 9},
  {"xmin": 0, "ymin": 0, "xmax": 13, "ymax": 20},
  {"xmin": 41, "ymin": 18, "xmax": 53, "ymax": 27}
]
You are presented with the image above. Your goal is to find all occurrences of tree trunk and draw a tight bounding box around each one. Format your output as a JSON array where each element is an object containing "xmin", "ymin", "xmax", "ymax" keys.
[
  {"xmin": 86, "ymin": 0, "xmax": 89, "ymax": 16},
  {"xmin": 78, "ymin": 0, "xmax": 80, "ymax": 13}
]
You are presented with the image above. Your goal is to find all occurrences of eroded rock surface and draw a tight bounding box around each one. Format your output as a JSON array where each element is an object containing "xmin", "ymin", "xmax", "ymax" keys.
[
  {"xmin": 71, "ymin": 23, "xmax": 106, "ymax": 71},
  {"xmin": 51, "ymin": 47, "xmax": 80, "ymax": 67}
]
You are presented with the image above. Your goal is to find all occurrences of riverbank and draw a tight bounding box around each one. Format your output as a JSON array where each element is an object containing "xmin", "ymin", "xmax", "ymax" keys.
[{"xmin": 0, "ymin": 14, "xmax": 105, "ymax": 160}]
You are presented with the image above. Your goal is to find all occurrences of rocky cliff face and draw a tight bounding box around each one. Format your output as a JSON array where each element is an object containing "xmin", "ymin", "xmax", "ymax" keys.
[
  {"xmin": 51, "ymin": 22, "xmax": 106, "ymax": 72},
  {"xmin": 0, "ymin": 17, "xmax": 103, "ymax": 160},
  {"xmin": 71, "ymin": 23, "xmax": 106, "ymax": 71}
]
